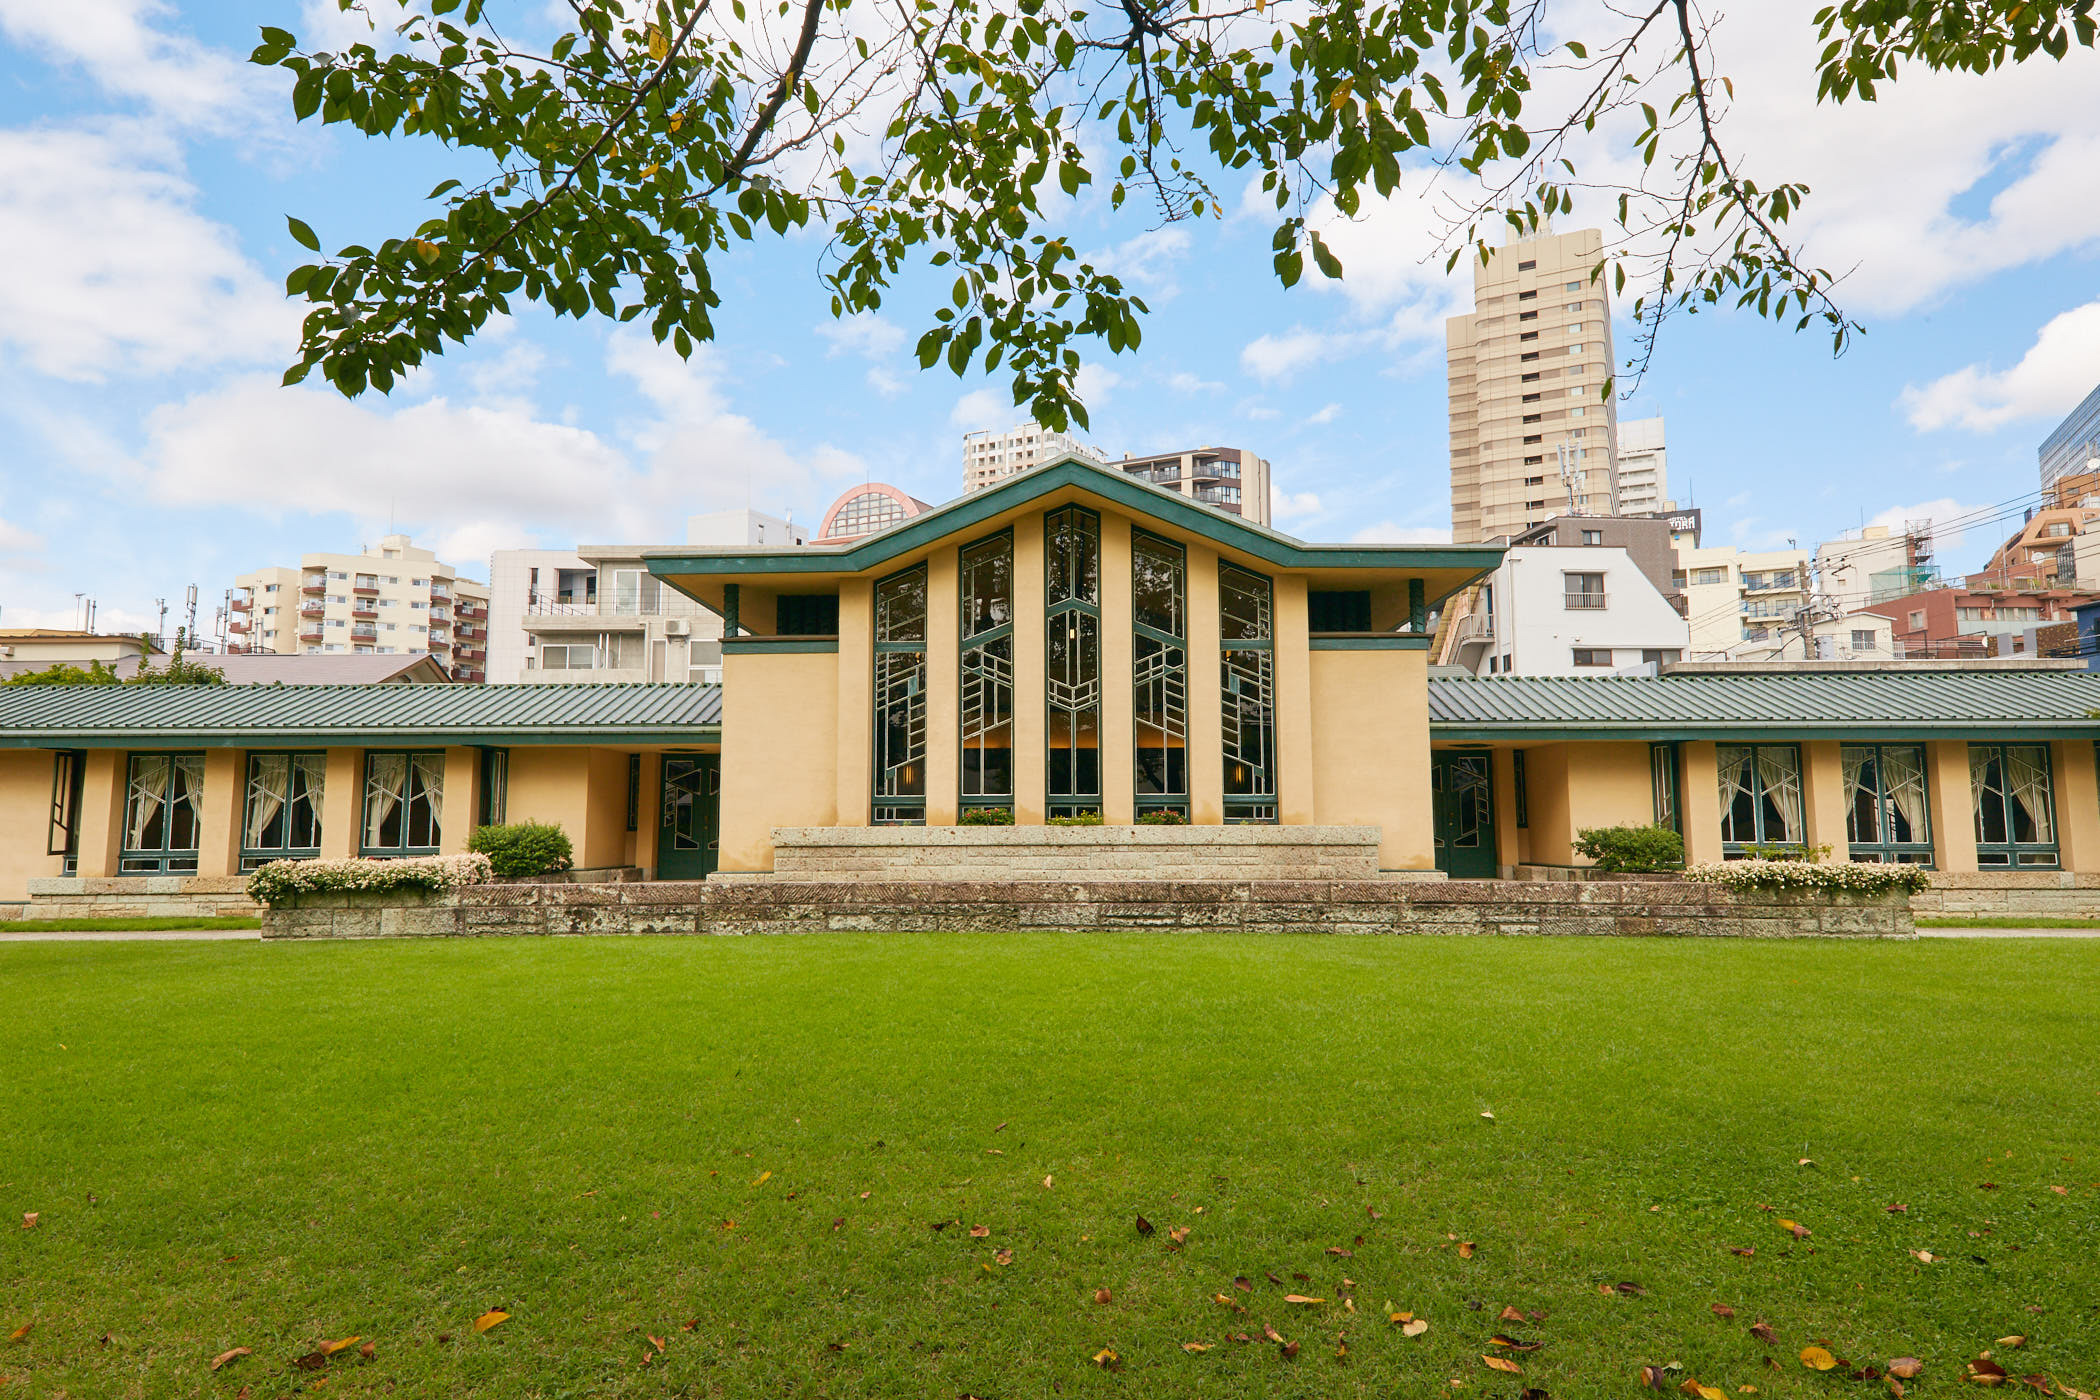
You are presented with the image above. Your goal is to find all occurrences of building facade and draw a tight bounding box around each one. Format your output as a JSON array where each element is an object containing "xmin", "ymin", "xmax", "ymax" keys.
[
  {"xmin": 2039, "ymin": 382, "xmax": 2100, "ymax": 493},
  {"xmin": 962, "ymin": 424, "xmax": 1104, "ymax": 492},
  {"xmin": 1449, "ymin": 543, "xmax": 1690, "ymax": 676},
  {"xmin": 1446, "ymin": 227, "xmax": 1620, "ymax": 542},
  {"xmin": 817, "ymin": 483, "xmax": 932, "ymax": 543},
  {"xmin": 231, "ymin": 534, "xmax": 490, "ymax": 682},
  {"xmin": 1110, "ymin": 446, "xmax": 1272, "ymax": 525},
  {"xmin": 1860, "ymin": 583, "xmax": 2100, "ymax": 657},
  {"xmin": 1675, "ymin": 543, "xmax": 1815, "ymax": 657},
  {"xmin": 1614, "ymin": 416, "xmax": 1669, "ymax": 515}
]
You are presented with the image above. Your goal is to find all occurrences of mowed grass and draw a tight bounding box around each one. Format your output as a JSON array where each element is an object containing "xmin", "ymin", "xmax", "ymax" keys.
[{"xmin": 2, "ymin": 935, "xmax": 2097, "ymax": 1400}]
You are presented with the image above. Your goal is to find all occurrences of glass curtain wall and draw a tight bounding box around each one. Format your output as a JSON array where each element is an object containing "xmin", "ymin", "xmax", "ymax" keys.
[
  {"xmin": 1045, "ymin": 508, "xmax": 1103, "ymax": 817},
  {"xmin": 362, "ymin": 752, "xmax": 444, "ymax": 855},
  {"xmin": 1841, "ymin": 744, "xmax": 1933, "ymax": 864},
  {"xmin": 1220, "ymin": 563, "xmax": 1278, "ymax": 822},
  {"xmin": 873, "ymin": 565, "xmax": 929, "ymax": 824},
  {"xmin": 120, "ymin": 753, "xmax": 205, "ymax": 872},
  {"xmin": 959, "ymin": 533, "xmax": 1015, "ymax": 811},
  {"xmin": 1716, "ymin": 743, "xmax": 1804, "ymax": 855},
  {"xmin": 242, "ymin": 752, "xmax": 326, "ymax": 869},
  {"xmin": 1970, "ymin": 743, "xmax": 2058, "ymax": 867},
  {"xmin": 1132, "ymin": 531, "xmax": 1189, "ymax": 815}
]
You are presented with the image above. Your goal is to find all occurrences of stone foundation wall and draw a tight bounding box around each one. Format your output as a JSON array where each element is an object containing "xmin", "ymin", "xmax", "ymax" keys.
[
  {"xmin": 1911, "ymin": 870, "xmax": 2100, "ymax": 919},
  {"xmin": 262, "ymin": 877, "xmax": 1912, "ymax": 940},
  {"xmin": 27, "ymin": 876, "xmax": 261, "ymax": 920},
  {"xmin": 764, "ymin": 825, "xmax": 1391, "ymax": 882}
]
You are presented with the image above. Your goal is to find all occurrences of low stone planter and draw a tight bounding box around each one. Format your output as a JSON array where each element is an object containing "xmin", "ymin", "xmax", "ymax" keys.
[
  {"xmin": 1910, "ymin": 869, "xmax": 2100, "ymax": 920},
  {"xmin": 766, "ymin": 825, "xmax": 1390, "ymax": 882},
  {"xmin": 26, "ymin": 875, "xmax": 260, "ymax": 921},
  {"xmin": 260, "ymin": 876, "xmax": 1914, "ymax": 940}
]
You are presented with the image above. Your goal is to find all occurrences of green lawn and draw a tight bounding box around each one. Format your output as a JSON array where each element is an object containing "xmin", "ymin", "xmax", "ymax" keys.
[
  {"xmin": 0, "ymin": 915, "xmax": 259, "ymax": 933},
  {"xmin": 2, "ymin": 935, "xmax": 2096, "ymax": 1399},
  {"xmin": 1915, "ymin": 914, "xmax": 2100, "ymax": 930}
]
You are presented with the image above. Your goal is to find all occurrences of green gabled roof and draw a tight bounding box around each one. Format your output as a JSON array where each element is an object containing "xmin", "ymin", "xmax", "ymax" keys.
[
  {"xmin": 0, "ymin": 683, "xmax": 723, "ymax": 749},
  {"xmin": 1428, "ymin": 671, "xmax": 2100, "ymax": 741},
  {"xmin": 644, "ymin": 456, "xmax": 1504, "ymax": 583}
]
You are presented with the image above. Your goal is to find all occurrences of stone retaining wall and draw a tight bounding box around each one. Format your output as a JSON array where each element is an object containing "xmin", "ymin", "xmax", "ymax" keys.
[
  {"xmin": 262, "ymin": 877, "xmax": 1912, "ymax": 940},
  {"xmin": 762, "ymin": 825, "xmax": 1392, "ymax": 882},
  {"xmin": 27, "ymin": 875, "xmax": 260, "ymax": 920},
  {"xmin": 1911, "ymin": 870, "xmax": 2100, "ymax": 919}
]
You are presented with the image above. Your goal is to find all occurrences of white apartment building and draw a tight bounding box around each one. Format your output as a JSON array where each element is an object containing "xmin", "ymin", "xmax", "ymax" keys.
[
  {"xmin": 1446, "ymin": 227, "xmax": 1620, "ymax": 542},
  {"xmin": 1730, "ymin": 611, "xmax": 1898, "ymax": 663},
  {"xmin": 1449, "ymin": 545, "xmax": 1689, "ymax": 676},
  {"xmin": 963, "ymin": 423, "xmax": 1104, "ymax": 492},
  {"xmin": 485, "ymin": 510, "xmax": 804, "ymax": 685},
  {"xmin": 1814, "ymin": 524, "xmax": 1922, "ymax": 610},
  {"xmin": 232, "ymin": 534, "xmax": 490, "ymax": 682},
  {"xmin": 1615, "ymin": 416, "xmax": 1670, "ymax": 515}
]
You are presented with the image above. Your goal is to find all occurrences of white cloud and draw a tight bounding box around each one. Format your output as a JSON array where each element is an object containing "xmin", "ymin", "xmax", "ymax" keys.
[
  {"xmin": 816, "ymin": 313, "xmax": 907, "ymax": 360},
  {"xmin": 1271, "ymin": 488, "xmax": 1323, "ymax": 525},
  {"xmin": 1866, "ymin": 498, "xmax": 1994, "ymax": 555},
  {"xmin": 1165, "ymin": 370, "xmax": 1223, "ymax": 394},
  {"xmin": 1240, "ymin": 327, "xmax": 1361, "ymax": 383},
  {"xmin": 1075, "ymin": 362, "xmax": 1122, "ymax": 405},
  {"xmin": 1304, "ymin": 402, "xmax": 1341, "ymax": 426},
  {"xmin": 0, "ymin": 127, "xmax": 295, "ymax": 380},
  {"xmin": 1089, "ymin": 227, "xmax": 1193, "ymax": 299},
  {"xmin": 1349, "ymin": 521, "xmax": 1452, "ymax": 544},
  {"xmin": 1899, "ymin": 299, "xmax": 2100, "ymax": 432},
  {"xmin": 0, "ymin": 0, "xmax": 277, "ymax": 130},
  {"xmin": 866, "ymin": 365, "xmax": 906, "ymax": 397},
  {"xmin": 0, "ymin": 518, "xmax": 41, "ymax": 561},
  {"xmin": 950, "ymin": 387, "xmax": 1019, "ymax": 432}
]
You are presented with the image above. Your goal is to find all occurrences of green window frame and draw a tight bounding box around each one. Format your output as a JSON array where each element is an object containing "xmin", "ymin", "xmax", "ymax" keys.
[
  {"xmin": 1132, "ymin": 529, "xmax": 1189, "ymax": 818},
  {"xmin": 1512, "ymin": 749, "xmax": 1528, "ymax": 829},
  {"xmin": 120, "ymin": 751, "xmax": 206, "ymax": 874},
  {"xmin": 625, "ymin": 752, "xmax": 640, "ymax": 832},
  {"xmin": 872, "ymin": 563, "xmax": 929, "ymax": 825},
  {"xmin": 959, "ymin": 530, "xmax": 1015, "ymax": 812},
  {"xmin": 47, "ymin": 749, "xmax": 85, "ymax": 871},
  {"xmin": 1970, "ymin": 742, "xmax": 2058, "ymax": 868},
  {"xmin": 241, "ymin": 751, "xmax": 327, "ymax": 870},
  {"xmin": 480, "ymin": 747, "xmax": 509, "ymax": 826},
  {"xmin": 1716, "ymin": 743, "xmax": 1804, "ymax": 857},
  {"xmin": 1650, "ymin": 742, "xmax": 1681, "ymax": 834},
  {"xmin": 1045, "ymin": 507, "xmax": 1103, "ymax": 819},
  {"xmin": 362, "ymin": 750, "xmax": 444, "ymax": 857},
  {"xmin": 1842, "ymin": 743, "xmax": 1933, "ymax": 865},
  {"xmin": 1220, "ymin": 562, "xmax": 1278, "ymax": 823}
]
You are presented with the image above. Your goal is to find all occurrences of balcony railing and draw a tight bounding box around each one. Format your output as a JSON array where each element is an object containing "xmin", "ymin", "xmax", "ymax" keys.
[
  {"xmin": 228, "ymin": 619, "xmax": 248, "ymax": 633},
  {"xmin": 299, "ymin": 603, "xmax": 325, "ymax": 618},
  {"xmin": 524, "ymin": 596, "xmax": 596, "ymax": 616},
  {"xmin": 1563, "ymin": 592, "xmax": 1609, "ymax": 610},
  {"xmin": 231, "ymin": 596, "xmax": 251, "ymax": 611},
  {"xmin": 301, "ymin": 579, "xmax": 326, "ymax": 594},
  {"xmin": 1452, "ymin": 611, "xmax": 1495, "ymax": 646},
  {"xmin": 299, "ymin": 627, "xmax": 324, "ymax": 641},
  {"xmin": 353, "ymin": 577, "xmax": 379, "ymax": 593}
]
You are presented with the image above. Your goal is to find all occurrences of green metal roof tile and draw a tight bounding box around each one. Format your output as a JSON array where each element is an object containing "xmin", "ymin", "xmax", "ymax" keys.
[
  {"xmin": 0, "ymin": 682, "xmax": 723, "ymax": 748},
  {"xmin": 1428, "ymin": 671, "xmax": 2100, "ymax": 738}
]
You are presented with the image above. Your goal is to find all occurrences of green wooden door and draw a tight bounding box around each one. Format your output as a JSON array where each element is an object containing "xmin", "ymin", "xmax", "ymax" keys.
[
  {"xmin": 1432, "ymin": 751, "xmax": 1497, "ymax": 879},
  {"xmin": 658, "ymin": 754, "xmax": 720, "ymax": 879}
]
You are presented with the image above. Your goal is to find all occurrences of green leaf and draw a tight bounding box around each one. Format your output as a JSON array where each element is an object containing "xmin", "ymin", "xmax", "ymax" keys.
[{"xmin": 286, "ymin": 216, "xmax": 320, "ymax": 251}]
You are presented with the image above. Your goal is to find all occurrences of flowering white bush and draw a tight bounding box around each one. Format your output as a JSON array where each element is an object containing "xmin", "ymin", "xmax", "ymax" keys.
[
  {"xmin": 246, "ymin": 853, "xmax": 494, "ymax": 904},
  {"xmin": 1684, "ymin": 859, "xmax": 1930, "ymax": 896}
]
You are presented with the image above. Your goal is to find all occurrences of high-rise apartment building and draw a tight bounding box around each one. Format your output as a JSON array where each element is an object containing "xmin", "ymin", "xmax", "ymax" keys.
[
  {"xmin": 232, "ymin": 534, "xmax": 490, "ymax": 682},
  {"xmin": 963, "ymin": 424, "xmax": 1104, "ymax": 492},
  {"xmin": 1614, "ymin": 415, "xmax": 1669, "ymax": 515},
  {"xmin": 1446, "ymin": 227, "xmax": 1620, "ymax": 543},
  {"xmin": 2040, "ymin": 382, "xmax": 2100, "ymax": 492}
]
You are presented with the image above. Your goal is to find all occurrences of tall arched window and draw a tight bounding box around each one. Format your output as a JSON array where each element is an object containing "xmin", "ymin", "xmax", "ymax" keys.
[
  {"xmin": 1220, "ymin": 563, "xmax": 1277, "ymax": 822},
  {"xmin": 959, "ymin": 532, "xmax": 1014, "ymax": 811},
  {"xmin": 1045, "ymin": 507, "xmax": 1102, "ymax": 817},
  {"xmin": 873, "ymin": 564, "xmax": 928, "ymax": 825},
  {"xmin": 1132, "ymin": 531, "xmax": 1188, "ymax": 816}
]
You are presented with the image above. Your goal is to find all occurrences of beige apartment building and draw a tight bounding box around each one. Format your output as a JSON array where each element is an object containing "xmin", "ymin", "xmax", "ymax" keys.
[
  {"xmin": 962, "ymin": 424, "xmax": 1104, "ymax": 492},
  {"xmin": 965, "ymin": 423, "xmax": 1273, "ymax": 525},
  {"xmin": 1447, "ymin": 228, "xmax": 1620, "ymax": 543},
  {"xmin": 232, "ymin": 534, "xmax": 491, "ymax": 682}
]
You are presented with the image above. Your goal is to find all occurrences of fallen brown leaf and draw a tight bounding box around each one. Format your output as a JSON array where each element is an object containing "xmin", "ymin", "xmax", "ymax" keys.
[
  {"xmin": 1778, "ymin": 1219, "xmax": 1811, "ymax": 1240},
  {"xmin": 7, "ymin": 1321, "xmax": 31, "ymax": 1343},
  {"xmin": 1169, "ymin": 1226, "xmax": 1191, "ymax": 1245},
  {"xmin": 321, "ymin": 1337, "xmax": 360, "ymax": 1356},
  {"xmin": 1281, "ymin": 1340, "xmax": 1300, "ymax": 1359},
  {"xmin": 358, "ymin": 1342, "xmax": 375, "ymax": 1359},
  {"xmin": 1712, "ymin": 1304, "xmax": 1736, "ymax": 1319},
  {"xmin": 1402, "ymin": 1319, "xmax": 1429, "ymax": 1337},
  {"xmin": 1616, "ymin": 1282, "xmax": 1648, "ymax": 1296},
  {"xmin": 1095, "ymin": 1288, "xmax": 1112, "ymax": 1305},
  {"xmin": 994, "ymin": 1248, "xmax": 1012, "ymax": 1265},
  {"xmin": 1262, "ymin": 1323, "xmax": 1285, "ymax": 1345},
  {"xmin": 474, "ymin": 1310, "xmax": 509, "ymax": 1334},
  {"xmin": 1136, "ymin": 1215, "xmax": 1155, "ymax": 1236},
  {"xmin": 1042, "ymin": 1176, "xmax": 1053, "ymax": 1189},
  {"xmin": 1729, "ymin": 1245, "xmax": 1757, "ymax": 1257},
  {"xmin": 1182, "ymin": 1341, "xmax": 1211, "ymax": 1353},
  {"xmin": 20, "ymin": 1214, "xmax": 35, "ymax": 1231},
  {"xmin": 1285, "ymin": 1295, "xmax": 1325, "ymax": 1305},
  {"xmin": 1234, "ymin": 1276, "xmax": 1252, "ymax": 1292},
  {"xmin": 1484, "ymin": 1355, "xmax": 1523, "ymax": 1374},
  {"xmin": 1091, "ymin": 1347, "xmax": 1121, "ymax": 1370},
  {"xmin": 1886, "ymin": 1203, "xmax": 1909, "ymax": 1214},
  {"xmin": 2051, "ymin": 1185, "xmax": 2069, "ymax": 1196},
  {"xmin": 1458, "ymin": 1241, "xmax": 1477, "ymax": 1259},
  {"xmin": 1998, "ymin": 1337, "xmax": 2026, "ymax": 1349},
  {"xmin": 1490, "ymin": 1334, "xmax": 1543, "ymax": 1351},
  {"xmin": 681, "ymin": 1319, "xmax": 698, "ymax": 1331},
  {"xmin": 969, "ymin": 1225, "xmax": 990, "ymax": 1238},
  {"xmin": 1980, "ymin": 1182, "xmax": 2000, "ymax": 1191},
  {"xmin": 2017, "ymin": 1378, "xmax": 2052, "ymax": 1395},
  {"xmin": 1912, "ymin": 1250, "xmax": 1937, "ymax": 1263},
  {"xmin": 1888, "ymin": 1358, "xmax": 1923, "ymax": 1378},
  {"xmin": 647, "ymin": 1336, "xmax": 665, "ymax": 1354},
  {"xmin": 1968, "ymin": 1355, "xmax": 2009, "ymax": 1386},
  {"xmin": 1500, "ymin": 1306, "xmax": 1527, "ymax": 1323},
  {"xmin": 291, "ymin": 1350, "xmax": 329, "ymax": 1371},
  {"xmin": 1641, "ymin": 1365, "xmax": 1670, "ymax": 1390},
  {"xmin": 211, "ymin": 1347, "xmax": 252, "ymax": 1371},
  {"xmin": 1802, "ymin": 1346, "xmax": 1839, "ymax": 1371},
  {"xmin": 1750, "ymin": 1321, "xmax": 1778, "ymax": 1345},
  {"xmin": 1326, "ymin": 1245, "xmax": 1353, "ymax": 1257}
]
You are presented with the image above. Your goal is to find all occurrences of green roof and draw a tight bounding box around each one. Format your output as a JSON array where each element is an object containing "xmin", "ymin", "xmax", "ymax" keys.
[
  {"xmin": 645, "ymin": 456, "xmax": 1504, "ymax": 590},
  {"xmin": 1428, "ymin": 672, "xmax": 2100, "ymax": 741},
  {"xmin": 0, "ymin": 683, "xmax": 722, "ymax": 748}
]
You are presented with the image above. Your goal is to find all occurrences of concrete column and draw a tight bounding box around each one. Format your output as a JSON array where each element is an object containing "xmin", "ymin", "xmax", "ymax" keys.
[
  {"xmin": 196, "ymin": 749, "xmax": 245, "ymax": 878},
  {"xmin": 925, "ymin": 548, "xmax": 960, "ymax": 826},
  {"xmin": 1013, "ymin": 511, "xmax": 1047, "ymax": 825},
  {"xmin": 75, "ymin": 749, "xmax": 128, "ymax": 878},
  {"xmin": 1680, "ymin": 741, "xmax": 1724, "ymax": 865},
  {"xmin": 319, "ymin": 748, "xmax": 362, "ymax": 858},
  {"xmin": 1099, "ymin": 514, "xmax": 1136, "ymax": 825},
  {"xmin": 1926, "ymin": 739, "xmax": 1978, "ymax": 873},
  {"xmin": 1273, "ymin": 573, "xmax": 1315, "ymax": 826},
  {"xmin": 835, "ymin": 578, "xmax": 874, "ymax": 826},
  {"xmin": 440, "ymin": 747, "xmax": 479, "ymax": 855},
  {"xmin": 1800, "ymin": 740, "xmax": 1852, "ymax": 862},
  {"xmin": 1186, "ymin": 542, "xmax": 1224, "ymax": 825},
  {"xmin": 2051, "ymin": 739, "xmax": 2100, "ymax": 873}
]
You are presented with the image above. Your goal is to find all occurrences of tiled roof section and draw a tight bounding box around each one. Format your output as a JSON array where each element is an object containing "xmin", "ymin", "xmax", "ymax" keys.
[
  {"xmin": 1428, "ymin": 672, "xmax": 2100, "ymax": 735},
  {"xmin": 0, "ymin": 682, "xmax": 722, "ymax": 746}
]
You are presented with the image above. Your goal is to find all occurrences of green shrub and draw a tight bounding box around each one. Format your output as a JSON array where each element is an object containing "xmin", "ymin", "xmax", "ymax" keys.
[
  {"xmin": 958, "ymin": 807, "xmax": 1015, "ymax": 826},
  {"xmin": 1571, "ymin": 824, "xmax": 1685, "ymax": 873},
  {"xmin": 1136, "ymin": 809, "xmax": 1189, "ymax": 825},
  {"xmin": 246, "ymin": 854, "xmax": 492, "ymax": 904},
  {"xmin": 468, "ymin": 822, "xmax": 575, "ymax": 877},
  {"xmin": 1686, "ymin": 860, "xmax": 1930, "ymax": 895},
  {"xmin": 1047, "ymin": 812, "xmax": 1104, "ymax": 827}
]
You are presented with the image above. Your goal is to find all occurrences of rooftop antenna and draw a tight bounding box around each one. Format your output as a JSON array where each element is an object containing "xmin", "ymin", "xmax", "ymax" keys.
[
  {"xmin": 74, "ymin": 592, "xmax": 85, "ymax": 631},
  {"xmin": 184, "ymin": 584, "xmax": 198, "ymax": 644},
  {"xmin": 155, "ymin": 597, "xmax": 168, "ymax": 651}
]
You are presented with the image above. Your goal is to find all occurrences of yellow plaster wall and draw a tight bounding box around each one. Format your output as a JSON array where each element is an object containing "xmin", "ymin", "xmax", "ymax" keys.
[
  {"xmin": 1520, "ymin": 744, "xmax": 1574, "ymax": 865},
  {"xmin": 1273, "ymin": 575, "xmax": 1316, "ymax": 826},
  {"xmin": 1493, "ymin": 748, "xmax": 1526, "ymax": 872},
  {"xmin": 633, "ymin": 751, "xmax": 663, "ymax": 876},
  {"xmin": 1011, "ymin": 510, "xmax": 1047, "ymax": 824},
  {"xmin": 925, "ymin": 549, "xmax": 961, "ymax": 826},
  {"xmin": 581, "ymin": 748, "xmax": 632, "ymax": 869},
  {"xmin": 1800, "ymin": 740, "xmax": 1852, "ymax": 860},
  {"xmin": 726, "ymin": 648, "xmax": 841, "ymax": 872},
  {"xmin": 1099, "ymin": 514, "xmax": 1137, "ymax": 824},
  {"xmin": 1309, "ymin": 649, "xmax": 1431, "ymax": 868},
  {"xmin": 2051, "ymin": 739, "xmax": 2100, "ymax": 872},
  {"xmin": 1926, "ymin": 740, "xmax": 1979, "ymax": 873},
  {"xmin": 440, "ymin": 748, "xmax": 478, "ymax": 855},
  {"xmin": 75, "ymin": 750, "xmax": 125, "ymax": 878},
  {"xmin": 196, "ymin": 749, "xmax": 244, "ymax": 878},
  {"xmin": 0, "ymin": 751, "xmax": 65, "ymax": 899},
  {"xmin": 835, "ymin": 579, "xmax": 873, "ymax": 828},
  {"xmin": 1680, "ymin": 742, "xmax": 1724, "ymax": 865},
  {"xmin": 502, "ymin": 747, "xmax": 588, "ymax": 843},
  {"xmin": 319, "ymin": 749, "xmax": 362, "ymax": 859}
]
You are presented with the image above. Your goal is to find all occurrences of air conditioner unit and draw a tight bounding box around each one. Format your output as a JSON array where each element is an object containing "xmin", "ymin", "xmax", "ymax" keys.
[{"xmin": 663, "ymin": 619, "xmax": 691, "ymax": 637}]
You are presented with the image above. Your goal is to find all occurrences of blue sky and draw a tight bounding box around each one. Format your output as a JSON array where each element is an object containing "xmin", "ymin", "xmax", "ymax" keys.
[{"xmin": 2, "ymin": 0, "xmax": 2097, "ymax": 638}]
